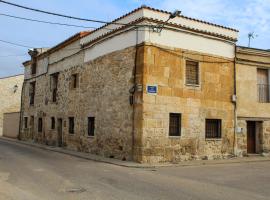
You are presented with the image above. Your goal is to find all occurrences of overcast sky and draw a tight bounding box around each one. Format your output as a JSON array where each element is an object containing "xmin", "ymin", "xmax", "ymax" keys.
[{"xmin": 0, "ymin": 0, "xmax": 269, "ymax": 77}]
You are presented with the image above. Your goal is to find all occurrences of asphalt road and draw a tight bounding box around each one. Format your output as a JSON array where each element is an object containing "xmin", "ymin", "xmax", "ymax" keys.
[{"xmin": 0, "ymin": 139, "xmax": 270, "ymax": 200}]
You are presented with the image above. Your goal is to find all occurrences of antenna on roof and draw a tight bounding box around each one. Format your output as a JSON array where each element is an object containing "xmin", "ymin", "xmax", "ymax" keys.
[{"xmin": 248, "ymin": 32, "xmax": 258, "ymax": 47}]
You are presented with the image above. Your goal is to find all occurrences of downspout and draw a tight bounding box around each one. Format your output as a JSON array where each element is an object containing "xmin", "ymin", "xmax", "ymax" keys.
[
  {"xmin": 233, "ymin": 44, "xmax": 238, "ymax": 156},
  {"xmin": 131, "ymin": 27, "xmax": 139, "ymax": 160}
]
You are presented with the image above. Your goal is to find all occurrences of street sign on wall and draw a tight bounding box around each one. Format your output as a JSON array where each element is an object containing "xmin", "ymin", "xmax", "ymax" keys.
[{"xmin": 146, "ymin": 85, "xmax": 158, "ymax": 95}]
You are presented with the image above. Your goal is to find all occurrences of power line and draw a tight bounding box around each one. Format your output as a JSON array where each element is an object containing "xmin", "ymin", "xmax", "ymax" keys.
[
  {"xmin": 0, "ymin": 53, "xmax": 27, "ymax": 57},
  {"xmin": 0, "ymin": 13, "xmax": 102, "ymax": 29},
  {"xmin": 0, "ymin": 39, "xmax": 34, "ymax": 48},
  {"xmin": 0, "ymin": 0, "xmax": 141, "ymax": 26}
]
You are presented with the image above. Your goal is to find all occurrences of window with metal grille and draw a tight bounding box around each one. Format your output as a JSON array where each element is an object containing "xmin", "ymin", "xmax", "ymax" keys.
[
  {"xmin": 69, "ymin": 117, "xmax": 75, "ymax": 134},
  {"xmin": 169, "ymin": 113, "xmax": 181, "ymax": 136},
  {"xmin": 51, "ymin": 117, "xmax": 55, "ymax": 129},
  {"xmin": 186, "ymin": 60, "xmax": 199, "ymax": 85},
  {"xmin": 29, "ymin": 82, "xmax": 36, "ymax": 105},
  {"xmin": 205, "ymin": 119, "xmax": 221, "ymax": 139},
  {"xmin": 24, "ymin": 117, "xmax": 28, "ymax": 129},
  {"xmin": 257, "ymin": 68, "xmax": 269, "ymax": 103},
  {"xmin": 38, "ymin": 118, "xmax": 43, "ymax": 133},
  {"xmin": 88, "ymin": 117, "xmax": 95, "ymax": 136}
]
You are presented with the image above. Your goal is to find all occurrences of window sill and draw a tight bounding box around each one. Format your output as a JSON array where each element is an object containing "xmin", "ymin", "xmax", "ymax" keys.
[
  {"xmin": 168, "ymin": 136, "xmax": 181, "ymax": 139},
  {"xmin": 205, "ymin": 138, "xmax": 222, "ymax": 141},
  {"xmin": 87, "ymin": 135, "xmax": 95, "ymax": 138}
]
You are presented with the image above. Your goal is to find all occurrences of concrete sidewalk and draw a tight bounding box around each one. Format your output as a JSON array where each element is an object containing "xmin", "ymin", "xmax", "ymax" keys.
[{"xmin": 1, "ymin": 136, "xmax": 270, "ymax": 168}]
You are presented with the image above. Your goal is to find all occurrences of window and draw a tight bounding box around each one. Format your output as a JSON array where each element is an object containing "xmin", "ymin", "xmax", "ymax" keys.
[
  {"xmin": 71, "ymin": 74, "xmax": 79, "ymax": 89},
  {"xmin": 88, "ymin": 117, "xmax": 95, "ymax": 136},
  {"xmin": 51, "ymin": 117, "xmax": 55, "ymax": 129},
  {"xmin": 29, "ymin": 82, "xmax": 36, "ymax": 105},
  {"xmin": 205, "ymin": 119, "xmax": 221, "ymax": 139},
  {"xmin": 69, "ymin": 117, "xmax": 74, "ymax": 134},
  {"xmin": 38, "ymin": 118, "xmax": 43, "ymax": 132},
  {"xmin": 24, "ymin": 117, "xmax": 28, "ymax": 129},
  {"xmin": 186, "ymin": 60, "xmax": 199, "ymax": 85},
  {"xmin": 50, "ymin": 73, "xmax": 59, "ymax": 102},
  {"xmin": 257, "ymin": 68, "xmax": 269, "ymax": 103},
  {"xmin": 169, "ymin": 113, "xmax": 181, "ymax": 136}
]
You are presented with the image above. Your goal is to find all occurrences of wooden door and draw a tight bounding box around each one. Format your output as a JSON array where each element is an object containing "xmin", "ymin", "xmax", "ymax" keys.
[
  {"xmin": 247, "ymin": 121, "xmax": 256, "ymax": 154},
  {"xmin": 57, "ymin": 118, "xmax": 63, "ymax": 147}
]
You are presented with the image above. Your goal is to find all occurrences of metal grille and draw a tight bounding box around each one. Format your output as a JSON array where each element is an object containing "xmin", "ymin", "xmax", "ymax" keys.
[
  {"xmin": 88, "ymin": 117, "xmax": 95, "ymax": 136},
  {"xmin": 169, "ymin": 113, "xmax": 181, "ymax": 136},
  {"xmin": 258, "ymin": 84, "xmax": 269, "ymax": 103},
  {"xmin": 186, "ymin": 60, "xmax": 199, "ymax": 85},
  {"xmin": 69, "ymin": 117, "xmax": 74, "ymax": 134},
  {"xmin": 205, "ymin": 119, "xmax": 221, "ymax": 138}
]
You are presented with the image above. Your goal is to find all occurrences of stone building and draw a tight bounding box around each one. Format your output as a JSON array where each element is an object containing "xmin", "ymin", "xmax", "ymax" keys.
[
  {"xmin": 20, "ymin": 6, "xmax": 269, "ymax": 163},
  {"xmin": 0, "ymin": 74, "xmax": 24, "ymax": 136},
  {"xmin": 235, "ymin": 46, "xmax": 270, "ymax": 156}
]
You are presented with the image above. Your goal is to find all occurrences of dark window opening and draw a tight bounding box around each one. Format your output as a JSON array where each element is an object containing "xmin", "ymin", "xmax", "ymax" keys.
[
  {"xmin": 205, "ymin": 119, "xmax": 222, "ymax": 139},
  {"xmin": 186, "ymin": 60, "xmax": 199, "ymax": 85},
  {"xmin": 51, "ymin": 117, "xmax": 55, "ymax": 129},
  {"xmin": 88, "ymin": 117, "xmax": 95, "ymax": 136},
  {"xmin": 38, "ymin": 118, "xmax": 43, "ymax": 133},
  {"xmin": 29, "ymin": 82, "xmax": 36, "ymax": 105},
  {"xmin": 69, "ymin": 117, "xmax": 74, "ymax": 134},
  {"xmin": 31, "ymin": 57, "xmax": 37, "ymax": 75},
  {"xmin": 169, "ymin": 113, "xmax": 181, "ymax": 136},
  {"xmin": 24, "ymin": 117, "xmax": 28, "ymax": 129},
  {"xmin": 71, "ymin": 74, "xmax": 78, "ymax": 89},
  {"xmin": 50, "ymin": 73, "xmax": 59, "ymax": 102}
]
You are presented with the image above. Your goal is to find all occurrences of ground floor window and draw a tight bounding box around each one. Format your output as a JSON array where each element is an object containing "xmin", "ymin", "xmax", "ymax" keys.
[
  {"xmin": 205, "ymin": 119, "xmax": 221, "ymax": 139},
  {"xmin": 69, "ymin": 117, "xmax": 75, "ymax": 134},
  {"xmin": 88, "ymin": 117, "xmax": 95, "ymax": 136},
  {"xmin": 51, "ymin": 117, "xmax": 55, "ymax": 129},
  {"xmin": 38, "ymin": 118, "xmax": 43, "ymax": 132},
  {"xmin": 24, "ymin": 117, "xmax": 28, "ymax": 128},
  {"xmin": 169, "ymin": 113, "xmax": 181, "ymax": 136}
]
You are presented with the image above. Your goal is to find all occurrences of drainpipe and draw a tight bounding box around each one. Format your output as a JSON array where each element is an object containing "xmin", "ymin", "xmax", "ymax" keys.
[{"xmin": 233, "ymin": 44, "xmax": 238, "ymax": 156}]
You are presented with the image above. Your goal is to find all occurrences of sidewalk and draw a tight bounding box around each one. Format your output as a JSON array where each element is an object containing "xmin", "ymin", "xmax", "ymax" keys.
[{"xmin": 1, "ymin": 136, "xmax": 270, "ymax": 168}]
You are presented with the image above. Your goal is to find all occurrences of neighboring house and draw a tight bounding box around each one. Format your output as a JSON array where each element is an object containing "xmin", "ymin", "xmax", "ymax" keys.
[
  {"xmin": 235, "ymin": 46, "xmax": 270, "ymax": 156},
  {"xmin": 19, "ymin": 6, "xmax": 268, "ymax": 163},
  {"xmin": 0, "ymin": 74, "xmax": 24, "ymax": 137}
]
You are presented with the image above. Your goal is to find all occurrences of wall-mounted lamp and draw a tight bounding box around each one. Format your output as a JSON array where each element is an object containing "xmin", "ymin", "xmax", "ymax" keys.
[{"xmin": 13, "ymin": 84, "xmax": 18, "ymax": 93}]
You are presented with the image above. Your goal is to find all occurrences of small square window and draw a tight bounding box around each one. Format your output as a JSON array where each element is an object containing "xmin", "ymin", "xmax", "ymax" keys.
[
  {"xmin": 186, "ymin": 60, "xmax": 199, "ymax": 85},
  {"xmin": 24, "ymin": 117, "xmax": 28, "ymax": 129},
  {"xmin": 51, "ymin": 117, "xmax": 55, "ymax": 129},
  {"xmin": 169, "ymin": 113, "xmax": 181, "ymax": 136},
  {"xmin": 205, "ymin": 119, "xmax": 221, "ymax": 139},
  {"xmin": 38, "ymin": 118, "xmax": 43, "ymax": 133},
  {"xmin": 69, "ymin": 117, "xmax": 75, "ymax": 134},
  {"xmin": 88, "ymin": 117, "xmax": 95, "ymax": 136}
]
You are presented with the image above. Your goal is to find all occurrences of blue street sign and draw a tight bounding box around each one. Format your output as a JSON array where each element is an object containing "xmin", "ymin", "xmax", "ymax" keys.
[{"xmin": 147, "ymin": 85, "xmax": 158, "ymax": 94}]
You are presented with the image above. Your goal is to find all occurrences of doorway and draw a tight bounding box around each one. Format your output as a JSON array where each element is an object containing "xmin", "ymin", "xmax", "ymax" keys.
[
  {"xmin": 247, "ymin": 121, "xmax": 256, "ymax": 154},
  {"xmin": 57, "ymin": 118, "xmax": 63, "ymax": 147}
]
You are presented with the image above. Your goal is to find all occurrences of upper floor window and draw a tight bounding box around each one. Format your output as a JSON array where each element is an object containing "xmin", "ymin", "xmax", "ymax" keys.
[
  {"xmin": 29, "ymin": 82, "xmax": 36, "ymax": 105},
  {"xmin": 186, "ymin": 60, "xmax": 199, "ymax": 85},
  {"xmin": 71, "ymin": 74, "xmax": 79, "ymax": 89},
  {"xmin": 257, "ymin": 68, "xmax": 269, "ymax": 103},
  {"xmin": 169, "ymin": 113, "xmax": 181, "ymax": 136},
  {"xmin": 50, "ymin": 73, "xmax": 59, "ymax": 102},
  {"xmin": 205, "ymin": 119, "xmax": 221, "ymax": 139}
]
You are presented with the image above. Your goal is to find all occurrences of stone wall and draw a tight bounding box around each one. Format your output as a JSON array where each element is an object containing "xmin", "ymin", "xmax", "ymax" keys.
[
  {"xmin": 20, "ymin": 47, "xmax": 137, "ymax": 161},
  {"xmin": 0, "ymin": 74, "xmax": 24, "ymax": 136},
  {"xmin": 135, "ymin": 44, "xmax": 235, "ymax": 163}
]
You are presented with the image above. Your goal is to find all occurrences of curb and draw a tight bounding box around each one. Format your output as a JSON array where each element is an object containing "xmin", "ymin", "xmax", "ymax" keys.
[{"xmin": 1, "ymin": 137, "xmax": 270, "ymax": 168}]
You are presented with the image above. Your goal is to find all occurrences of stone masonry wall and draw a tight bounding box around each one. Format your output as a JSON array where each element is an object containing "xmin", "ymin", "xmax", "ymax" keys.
[
  {"xmin": 136, "ymin": 44, "xmax": 235, "ymax": 163},
  {"xmin": 20, "ymin": 47, "xmax": 136, "ymax": 161},
  {"xmin": 0, "ymin": 74, "xmax": 24, "ymax": 136}
]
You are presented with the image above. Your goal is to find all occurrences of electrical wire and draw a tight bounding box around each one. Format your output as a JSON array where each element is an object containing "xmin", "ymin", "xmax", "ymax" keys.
[
  {"xmin": 0, "ymin": 53, "xmax": 27, "ymax": 57},
  {"xmin": 0, "ymin": 0, "xmax": 145, "ymax": 27},
  {"xmin": 0, "ymin": 39, "xmax": 34, "ymax": 48}
]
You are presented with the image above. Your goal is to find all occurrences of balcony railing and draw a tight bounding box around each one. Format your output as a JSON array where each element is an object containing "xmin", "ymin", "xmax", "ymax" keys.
[{"xmin": 258, "ymin": 84, "xmax": 269, "ymax": 103}]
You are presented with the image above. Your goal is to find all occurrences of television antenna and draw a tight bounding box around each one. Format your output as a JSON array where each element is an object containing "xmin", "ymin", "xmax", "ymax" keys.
[{"xmin": 248, "ymin": 32, "xmax": 258, "ymax": 47}]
